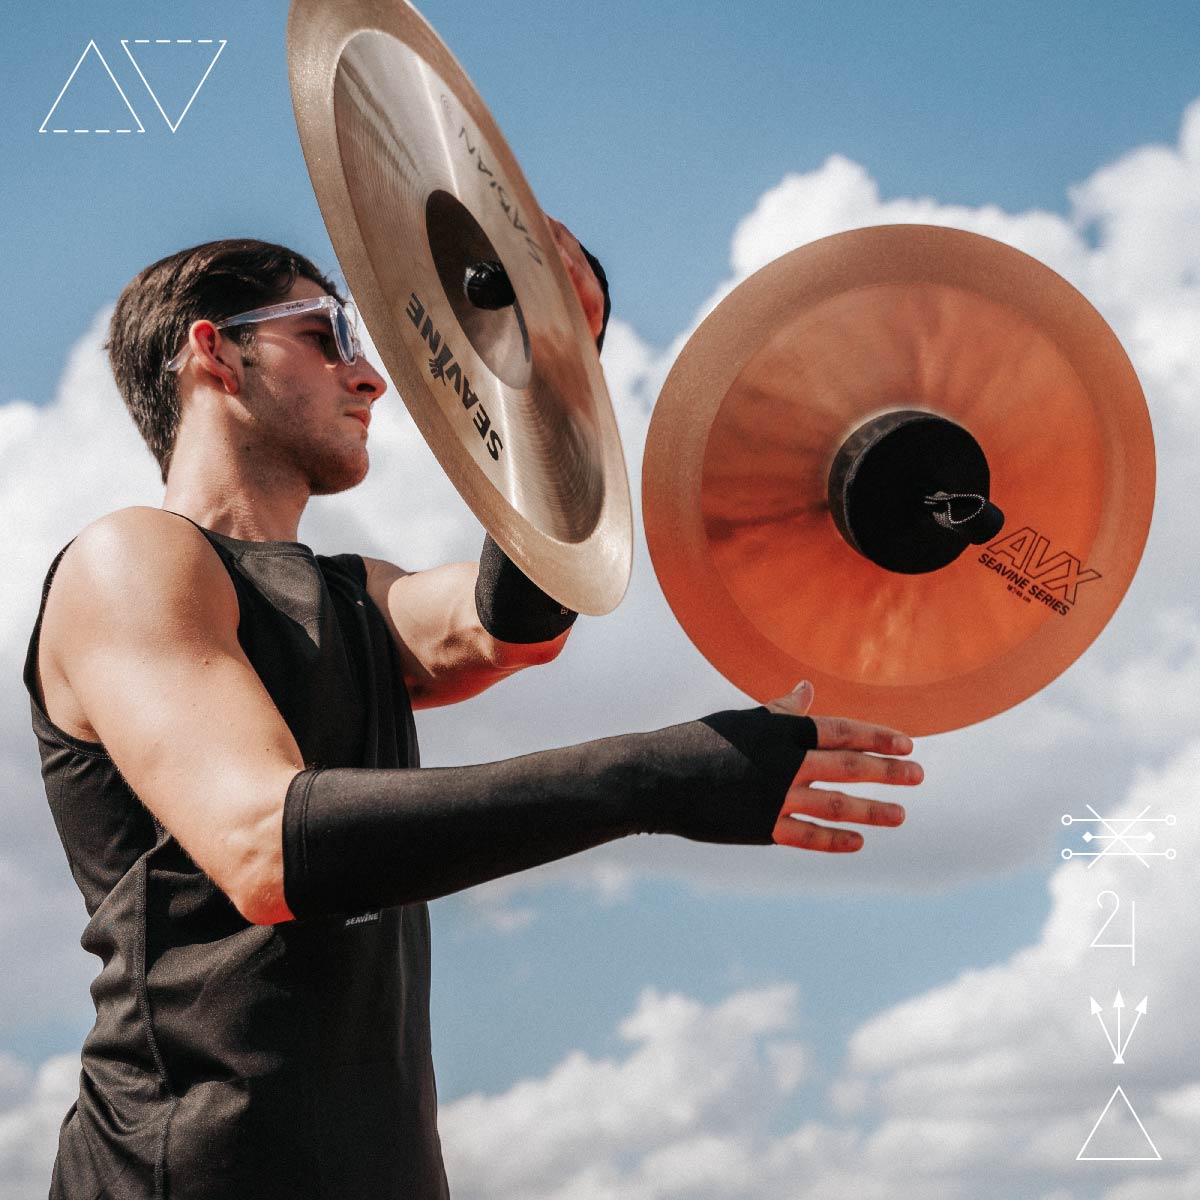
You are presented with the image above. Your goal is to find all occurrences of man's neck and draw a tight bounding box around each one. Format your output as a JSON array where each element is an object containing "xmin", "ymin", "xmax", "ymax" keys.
[{"xmin": 162, "ymin": 450, "xmax": 309, "ymax": 543}]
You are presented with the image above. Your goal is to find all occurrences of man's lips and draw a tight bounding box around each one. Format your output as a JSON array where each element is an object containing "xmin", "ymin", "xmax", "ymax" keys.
[{"xmin": 346, "ymin": 408, "xmax": 371, "ymax": 429}]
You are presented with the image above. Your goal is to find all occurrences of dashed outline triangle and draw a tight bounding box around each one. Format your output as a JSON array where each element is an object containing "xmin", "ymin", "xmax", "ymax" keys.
[
  {"xmin": 121, "ymin": 39, "xmax": 227, "ymax": 133},
  {"xmin": 1076, "ymin": 1085, "xmax": 1162, "ymax": 1161},
  {"xmin": 39, "ymin": 39, "xmax": 145, "ymax": 134}
]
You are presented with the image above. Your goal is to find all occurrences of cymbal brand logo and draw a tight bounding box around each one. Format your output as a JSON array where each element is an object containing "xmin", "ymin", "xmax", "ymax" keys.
[
  {"xmin": 978, "ymin": 526, "xmax": 1102, "ymax": 616},
  {"xmin": 439, "ymin": 94, "xmax": 543, "ymax": 266},
  {"xmin": 405, "ymin": 292, "xmax": 504, "ymax": 462}
]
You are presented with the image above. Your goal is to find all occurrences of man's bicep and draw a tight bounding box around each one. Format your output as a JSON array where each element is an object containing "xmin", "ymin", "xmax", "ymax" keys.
[{"xmin": 51, "ymin": 513, "xmax": 303, "ymax": 904}]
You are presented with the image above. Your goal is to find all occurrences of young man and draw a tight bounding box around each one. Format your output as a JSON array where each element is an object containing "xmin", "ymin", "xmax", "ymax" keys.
[{"xmin": 24, "ymin": 227, "xmax": 921, "ymax": 1199}]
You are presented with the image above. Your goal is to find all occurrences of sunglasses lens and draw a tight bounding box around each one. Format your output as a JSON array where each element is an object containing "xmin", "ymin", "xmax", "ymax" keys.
[{"xmin": 334, "ymin": 306, "xmax": 357, "ymax": 364}]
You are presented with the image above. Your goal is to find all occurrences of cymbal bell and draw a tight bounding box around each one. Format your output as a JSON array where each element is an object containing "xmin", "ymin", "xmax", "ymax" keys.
[
  {"xmin": 287, "ymin": 0, "xmax": 631, "ymax": 614},
  {"xmin": 643, "ymin": 225, "xmax": 1155, "ymax": 735}
]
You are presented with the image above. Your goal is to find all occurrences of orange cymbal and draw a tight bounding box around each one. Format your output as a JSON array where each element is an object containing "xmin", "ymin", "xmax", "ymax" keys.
[
  {"xmin": 288, "ymin": 0, "xmax": 631, "ymax": 614},
  {"xmin": 643, "ymin": 225, "xmax": 1155, "ymax": 735}
]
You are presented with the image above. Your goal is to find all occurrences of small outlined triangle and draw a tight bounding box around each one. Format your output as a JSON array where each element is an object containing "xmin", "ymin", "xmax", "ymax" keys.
[
  {"xmin": 1076, "ymin": 1086, "xmax": 1162, "ymax": 1161},
  {"xmin": 121, "ymin": 39, "xmax": 228, "ymax": 133},
  {"xmin": 39, "ymin": 40, "xmax": 145, "ymax": 134}
]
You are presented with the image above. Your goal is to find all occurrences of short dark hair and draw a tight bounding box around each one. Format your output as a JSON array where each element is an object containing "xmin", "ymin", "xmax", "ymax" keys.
[{"xmin": 107, "ymin": 238, "xmax": 344, "ymax": 483}]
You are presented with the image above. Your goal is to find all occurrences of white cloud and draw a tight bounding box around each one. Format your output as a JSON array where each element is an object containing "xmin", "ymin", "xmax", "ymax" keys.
[
  {"xmin": 440, "ymin": 984, "xmax": 807, "ymax": 1200},
  {"xmin": 828, "ymin": 737, "xmax": 1200, "ymax": 1195},
  {"xmin": 0, "ymin": 1053, "xmax": 77, "ymax": 1200},
  {"xmin": 728, "ymin": 152, "xmax": 1092, "ymax": 289}
]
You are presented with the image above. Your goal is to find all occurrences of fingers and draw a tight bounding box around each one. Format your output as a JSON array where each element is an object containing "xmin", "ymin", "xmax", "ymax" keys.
[
  {"xmin": 764, "ymin": 688, "xmax": 913, "ymax": 757},
  {"xmin": 771, "ymin": 788, "xmax": 906, "ymax": 854},
  {"xmin": 766, "ymin": 679, "xmax": 813, "ymax": 716},
  {"xmin": 546, "ymin": 215, "xmax": 578, "ymax": 251},
  {"xmin": 798, "ymin": 747, "xmax": 923, "ymax": 787},
  {"xmin": 762, "ymin": 689, "xmax": 914, "ymax": 854},
  {"xmin": 780, "ymin": 788, "xmax": 906, "ymax": 827},
  {"xmin": 811, "ymin": 714, "xmax": 914, "ymax": 757},
  {"xmin": 546, "ymin": 216, "xmax": 605, "ymax": 340},
  {"xmin": 772, "ymin": 814, "xmax": 864, "ymax": 853}
]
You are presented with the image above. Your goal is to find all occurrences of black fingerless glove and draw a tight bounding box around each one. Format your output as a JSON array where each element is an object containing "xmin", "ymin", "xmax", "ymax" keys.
[
  {"xmin": 636, "ymin": 708, "xmax": 819, "ymax": 842},
  {"xmin": 474, "ymin": 533, "xmax": 577, "ymax": 644},
  {"xmin": 282, "ymin": 707, "xmax": 817, "ymax": 919}
]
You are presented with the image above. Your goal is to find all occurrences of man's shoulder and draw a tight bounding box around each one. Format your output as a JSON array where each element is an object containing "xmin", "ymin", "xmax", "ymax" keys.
[
  {"xmin": 58, "ymin": 506, "xmax": 223, "ymax": 590},
  {"xmin": 50, "ymin": 507, "xmax": 237, "ymax": 643},
  {"xmin": 66, "ymin": 505, "xmax": 214, "ymax": 562},
  {"xmin": 358, "ymin": 554, "xmax": 411, "ymax": 587}
]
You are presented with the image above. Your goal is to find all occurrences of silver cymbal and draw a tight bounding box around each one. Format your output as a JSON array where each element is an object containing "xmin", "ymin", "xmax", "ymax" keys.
[{"xmin": 288, "ymin": 0, "xmax": 631, "ymax": 613}]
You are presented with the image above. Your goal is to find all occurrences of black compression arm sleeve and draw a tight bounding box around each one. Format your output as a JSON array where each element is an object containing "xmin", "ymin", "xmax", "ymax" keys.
[
  {"xmin": 282, "ymin": 707, "xmax": 817, "ymax": 919},
  {"xmin": 474, "ymin": 533, "xmax": 578, "ymax": 643}
]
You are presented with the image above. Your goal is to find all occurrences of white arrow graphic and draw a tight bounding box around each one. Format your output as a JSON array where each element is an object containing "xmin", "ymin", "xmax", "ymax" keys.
[
  {"xmin": 1090, "ymin": 991, "xmax": 1149, "ymax": 1064},
  {"xmin": 1119, "ymin": 996, "xmax": 1149, "ymax": 1063}
]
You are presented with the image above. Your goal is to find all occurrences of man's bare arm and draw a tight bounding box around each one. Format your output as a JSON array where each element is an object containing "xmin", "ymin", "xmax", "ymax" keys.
[
  {"xmin": 42, "ymin": 510, "xmax": 918, "ymax": 929},
  {"xmin": 42, "ymin": 508, "xmax": 568, "ymax": 917},
  {"xmin": 43, "ymin": 507, "xmax": 301, "ymax": 923},
  {"xmin": 362, "ymin": 556, "xmax": 569, "ymax": 709}
]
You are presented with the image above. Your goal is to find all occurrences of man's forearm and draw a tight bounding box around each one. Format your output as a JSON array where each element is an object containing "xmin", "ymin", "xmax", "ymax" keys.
[
  {"xmin": 370, "ymin": 558, "xmax": 570, "ymax": 710},
  {"xmin": 278, "ymin": 708, "xmax": 817, "ymax": 921}
]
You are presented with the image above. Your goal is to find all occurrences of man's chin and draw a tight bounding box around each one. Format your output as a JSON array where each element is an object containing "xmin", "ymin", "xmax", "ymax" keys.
[{"xmin": 308, "ymin": 450, "xmax": 369, "ymax": 496}]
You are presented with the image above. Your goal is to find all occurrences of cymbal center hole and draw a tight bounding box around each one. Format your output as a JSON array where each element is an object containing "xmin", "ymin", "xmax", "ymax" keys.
[{"xmin": 425, "ymin": 189, "xmax": 532, "ymax": 389}]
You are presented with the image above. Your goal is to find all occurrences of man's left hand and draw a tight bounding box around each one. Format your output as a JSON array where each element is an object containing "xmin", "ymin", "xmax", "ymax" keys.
[{"xmin": 547, "ymin": 216, "xmax": 607, "ymax": 344}]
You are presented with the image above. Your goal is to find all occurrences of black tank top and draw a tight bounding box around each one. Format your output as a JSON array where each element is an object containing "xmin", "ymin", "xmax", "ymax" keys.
[{"xmin": 22, "ymin": 515, "xmax": 450, "ymax": 1200}]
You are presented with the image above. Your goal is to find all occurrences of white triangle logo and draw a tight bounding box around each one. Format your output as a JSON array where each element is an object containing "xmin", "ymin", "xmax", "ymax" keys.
[
  {"xmin": 121, "ymin": 39, "xmax": 228, "ymax": 133},
  {"xmin": 39, "ymin": 40, "xmax": 145, "ymax": 134},
  {"xmin": 1076, "ymin": 1086, "xmax": 1162, "ymax": 1161}
]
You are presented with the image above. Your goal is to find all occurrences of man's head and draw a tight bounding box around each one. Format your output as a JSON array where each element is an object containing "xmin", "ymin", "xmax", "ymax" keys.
[{"xmin": 108, "ymin": 238, "xmax": 357, "ymax": 484}]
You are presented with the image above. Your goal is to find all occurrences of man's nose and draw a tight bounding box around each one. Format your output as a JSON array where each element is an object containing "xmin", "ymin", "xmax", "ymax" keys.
[{"xmin": 347, "ymin": 355, "xmax": 388, "ymax": 400}]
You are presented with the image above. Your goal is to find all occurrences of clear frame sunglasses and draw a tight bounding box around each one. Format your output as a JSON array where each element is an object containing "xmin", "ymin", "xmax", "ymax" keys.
[{"xmin": 165, "ymin": 295, "xmax": 362, "ymax": 373}]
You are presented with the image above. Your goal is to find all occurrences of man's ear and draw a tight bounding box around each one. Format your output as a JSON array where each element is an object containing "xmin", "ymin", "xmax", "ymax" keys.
[{"xmin": 188, "ymin": 321, "xmax": 243, "ymax": 396}]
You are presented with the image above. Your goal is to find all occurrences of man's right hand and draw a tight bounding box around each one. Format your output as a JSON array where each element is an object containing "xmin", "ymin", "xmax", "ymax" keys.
[
  {"xmin": 766, "ymin": 681, "xmax": 917, "ymax": 853},
  {"xmin": 546, "ymin": 216, "xmax": 607, "ymax": 346}
]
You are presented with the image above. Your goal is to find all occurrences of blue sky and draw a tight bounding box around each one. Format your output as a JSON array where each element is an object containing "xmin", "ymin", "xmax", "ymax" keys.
[
  {"xmin": 4, "ymin": 2, "xmax": 1200, "ymax": 1197},
  {"xmin": 5, "ymin": 1, "xmax": 1199, "ymax": 402}
]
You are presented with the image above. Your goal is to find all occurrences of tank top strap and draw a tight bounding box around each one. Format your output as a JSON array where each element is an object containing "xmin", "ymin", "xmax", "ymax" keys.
[
  {"xmin": 158, "ymin": 510, "xmax": 264, "ymax": 638},
  {"xmin": 22, "ymin": 539, "xmax": 78, "ymax": 727}
]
